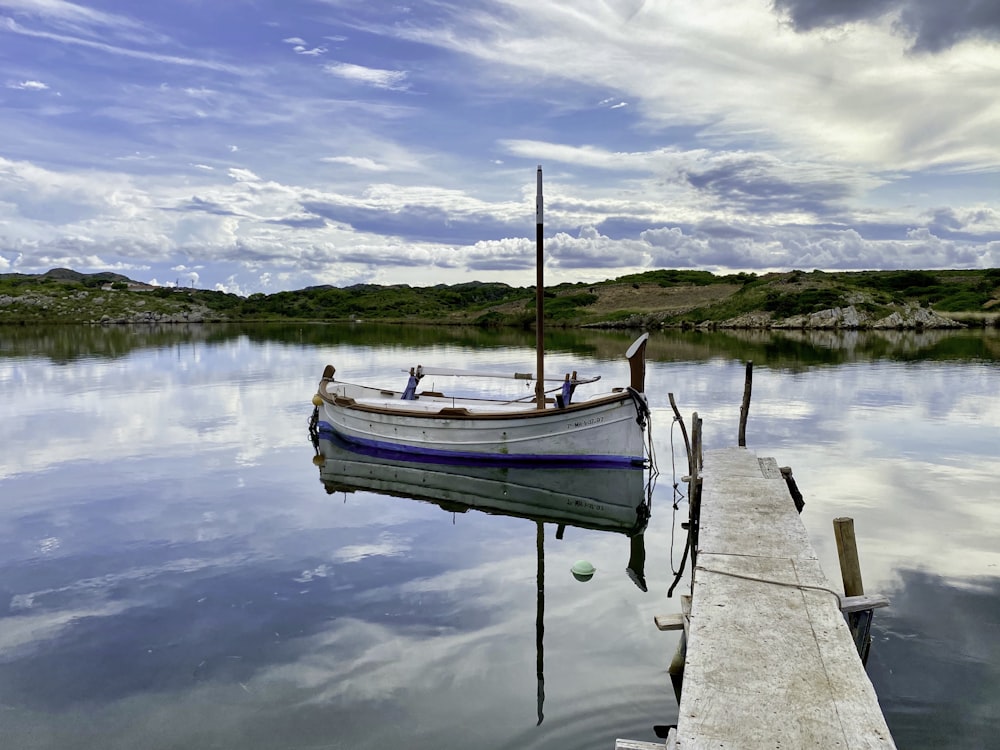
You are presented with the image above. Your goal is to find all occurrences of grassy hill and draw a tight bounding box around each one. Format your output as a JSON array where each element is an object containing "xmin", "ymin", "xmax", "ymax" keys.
[{"xmin": 2, "ymin": 267, "xmax": 999, "ymax": 328}]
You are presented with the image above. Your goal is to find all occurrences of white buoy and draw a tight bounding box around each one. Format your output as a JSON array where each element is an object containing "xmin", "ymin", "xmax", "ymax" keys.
[{"xmin": 571, "ymin": 560, "xmax": 596, "ymax": 582}]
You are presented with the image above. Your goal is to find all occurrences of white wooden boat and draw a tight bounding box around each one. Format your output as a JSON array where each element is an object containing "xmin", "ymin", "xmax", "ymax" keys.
[
  {"xmin": 311, "ymin": 167, "xmax": 653, "ymax": 467},
  {"xmin": 312, "ymin": 333, "xmax": 650, "ymax": 467}
]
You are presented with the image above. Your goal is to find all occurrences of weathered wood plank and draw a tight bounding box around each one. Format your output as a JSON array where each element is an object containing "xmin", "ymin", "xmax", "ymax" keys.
[
  {"xmin": 757, "ymin": 456, "xmax": 782, "ymax": 479},
  {"xmin": 615, "ymin": 739, "xmax": 665, "ymax": 750},
  {"xmin": 675, "ymin": 447, "xmax": 895, "ymax": 749},
  {"xmin": 654, "ymin": 613, "xmax": 686, "ymax": 631},
  {"xmin": 841, "ymin": 594, "xmax": 890, "ymax": 613}
]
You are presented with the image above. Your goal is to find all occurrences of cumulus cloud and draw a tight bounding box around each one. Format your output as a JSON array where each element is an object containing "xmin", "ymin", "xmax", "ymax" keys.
[
  {"xmin": 546, "ymin": 227, "xmax": 651, "ymax": 269},
  {"xmin": 464, "ymin": 237, "xmax": 533, "ymax": 272},
  {"xmin": 214, "ymin": 275, "xmax": 252, "ymax": 295}
]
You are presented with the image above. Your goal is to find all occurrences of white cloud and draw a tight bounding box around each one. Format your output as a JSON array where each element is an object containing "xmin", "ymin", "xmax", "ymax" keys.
[
  {"xmin": 323, "ymin": 62, "xmax": 408, "ymax": 90},
  {"xmin": 214, "ymin": 275, "xmax": 252, "ymax": 295},
  {"xmin": 394, "ymin": 0, "xmax": 1000, "ymax": 172},
  {"xmin": 320, "ymin": 156, "xmax": 388, "ymax": 171},
  {"xmin": 3, "ymin": 17, "xmax": 245, "ymax": 74},
  {"xmin": 183, "ymin": 86, "xmax": 216, "ymax": 100},
  {"xmin": 7, "ymin": 79, "xmax": 49, "ymax": 90},
  {"xmin": 0, "ymin": 0, "xmax": 144, "ymax": 34},
  {"xmin": 228, "ymin": 167, "xmax": 261, "ymax": 183}
]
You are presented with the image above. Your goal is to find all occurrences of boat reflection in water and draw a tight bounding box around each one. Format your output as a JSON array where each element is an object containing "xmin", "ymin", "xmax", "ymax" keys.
[{"xmin": 311, "ymin": 432, "xmax": 654, "ymax": 725}]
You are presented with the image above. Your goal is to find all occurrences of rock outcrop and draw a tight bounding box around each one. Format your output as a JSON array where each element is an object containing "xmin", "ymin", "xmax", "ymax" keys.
[{"xmin": 716, "ymin": 304, "xmax": 963, "ymax": 330}]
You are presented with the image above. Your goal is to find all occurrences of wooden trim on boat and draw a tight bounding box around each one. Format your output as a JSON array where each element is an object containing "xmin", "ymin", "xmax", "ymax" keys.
[{"xmin": 318, "ymin": 378, "xmax": 633, "ymax": 421}]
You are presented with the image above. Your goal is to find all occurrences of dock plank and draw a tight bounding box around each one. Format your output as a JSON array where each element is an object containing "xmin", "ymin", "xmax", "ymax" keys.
[{"xmin": 676, "ymin": 447, "xmax": 895, "ymax": 749}]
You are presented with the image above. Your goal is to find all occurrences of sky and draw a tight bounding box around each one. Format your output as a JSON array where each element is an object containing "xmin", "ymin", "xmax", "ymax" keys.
[{"xmin": 1, "ymin": 0, "xmax": 999, "ymax": 295}]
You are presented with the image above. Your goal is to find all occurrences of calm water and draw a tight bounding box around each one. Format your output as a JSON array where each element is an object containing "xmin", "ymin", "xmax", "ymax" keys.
[{"xmin": 1, "ymin": 324, "xmax": 998, "ymax": 749}]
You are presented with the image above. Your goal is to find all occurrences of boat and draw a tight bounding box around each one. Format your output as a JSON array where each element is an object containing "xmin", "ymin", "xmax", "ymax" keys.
[
  {"xmin": 311, "ymin": 166, "xmax": 653, "ymax": 467},
  {"xmin": 310, "ymin": 433, "xmax": 653, "ymax": 725}
]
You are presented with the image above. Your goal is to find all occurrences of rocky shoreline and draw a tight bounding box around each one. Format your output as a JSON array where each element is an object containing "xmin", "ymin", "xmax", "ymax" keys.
[
  {"xmin": 714, "ymin": 303, "xmax": 963, "ymax": 330},
  {"xmin": 594, "ymin": 303, "xmax": 965, "ymax": 331}
]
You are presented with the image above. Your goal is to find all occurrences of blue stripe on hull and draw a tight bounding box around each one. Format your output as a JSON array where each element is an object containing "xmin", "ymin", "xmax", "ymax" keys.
[{"xmin": 316, "ymin": 422, "xmax": 645, "ymax": 469}]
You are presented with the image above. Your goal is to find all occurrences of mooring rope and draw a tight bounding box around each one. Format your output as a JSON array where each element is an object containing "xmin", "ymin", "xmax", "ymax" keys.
[
  {"xmin": 668, "ymin": 414, "xmax": 688, "ymax": 577},
  {"xmin": 694, "ymin": 564, "xmax": 844, "ymax": 607}
]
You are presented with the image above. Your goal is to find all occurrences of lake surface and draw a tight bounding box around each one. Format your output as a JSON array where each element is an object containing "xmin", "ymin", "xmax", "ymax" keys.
[{"xmin": 1, "ymin": 323, "xmax": 998, "ymax": 749}]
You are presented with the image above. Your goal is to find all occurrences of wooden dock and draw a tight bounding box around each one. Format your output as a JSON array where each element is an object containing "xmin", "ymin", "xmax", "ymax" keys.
[{"xmin": 621, "ymin": 446, "xmax": 896, "ymax": 749}]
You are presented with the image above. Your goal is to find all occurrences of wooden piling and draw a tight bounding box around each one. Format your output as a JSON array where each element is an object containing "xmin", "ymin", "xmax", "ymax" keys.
[
  {"xmin": 780, "ymin": 465, "xmax": 805, "ymax": 513},
  {"xmin": 688, "ymin": 414, "xmax": 703, "ymax": 576},
  {"xmin": 833, "ymin": 517, "xmax": 864, "ymax": 597},
  {"xmin": 737, "ymin": 360, "xmax": 752, "ymax": 447},
  {"xmin": 834, "ymin": 516, "xmax": 875, "ymax": 664}
]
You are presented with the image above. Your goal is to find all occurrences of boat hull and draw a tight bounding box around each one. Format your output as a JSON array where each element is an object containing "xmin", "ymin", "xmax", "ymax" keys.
[{"xmin": 315, "ymin": 381, "xmax": 648, "ymax": 467}]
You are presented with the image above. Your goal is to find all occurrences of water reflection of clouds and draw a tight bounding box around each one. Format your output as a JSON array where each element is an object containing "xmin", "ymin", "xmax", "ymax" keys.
[
  {"xmin": 789, "ymin": 453, "xmax": 1000, "ymax": 590},
  {"xmin": 243, "ymin": 522, "xmax": 662, "ymax": 746},
  {"xmin": 333, "ymin": 533, "xmax": 412, "ymax": 563},
  {"xmin": 0, "ymin": 479, "xmax": 661, "ymax": 748},
  {"xmin": 867, "ymin": 570, "xmax": 1000, "ymax": 749},
  {"xmin": 0, "ymin": 342, "xmax": 319, "ymax": 478}
]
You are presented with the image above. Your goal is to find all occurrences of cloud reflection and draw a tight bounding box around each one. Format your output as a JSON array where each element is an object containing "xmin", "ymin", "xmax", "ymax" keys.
[{"xmin": 867, "ymin": 569, "xmax": 1000, "ymax": 748}]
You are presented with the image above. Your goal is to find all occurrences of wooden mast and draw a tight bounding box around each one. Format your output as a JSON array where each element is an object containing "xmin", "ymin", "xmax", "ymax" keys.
[{"xmin": 535, "ymin": 165, "xmax": 545, "ymax": 410}]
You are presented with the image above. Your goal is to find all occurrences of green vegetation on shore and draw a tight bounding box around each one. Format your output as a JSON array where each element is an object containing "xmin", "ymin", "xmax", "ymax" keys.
[{"xmin": 2, "ymin": 266, "xmax": 999, "ymax": 328}]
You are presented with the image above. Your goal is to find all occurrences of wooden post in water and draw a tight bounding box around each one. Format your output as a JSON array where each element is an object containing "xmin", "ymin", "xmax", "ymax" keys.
[
  {"xmin": 688, "ymin": 412, "xmax": 703, "ymax": 580},
  {"xmin": 833, "ymin": 516, "xmax": 874, "ymax": 664},
  {"xmin": 738, "ymin": 360, "xmax": 753, "ymax": 447},
  {"xmin": 833, "ymin": 517, "xmax": 864, "ymax": 597},
  {"xmin": 534, "ymin": 165, "xmax": 546, "ymax": 411}
]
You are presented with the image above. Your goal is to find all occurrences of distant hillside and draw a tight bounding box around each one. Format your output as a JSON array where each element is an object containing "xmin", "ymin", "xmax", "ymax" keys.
[{"xmin": 2, "ymin": 267, "xmax": 999, "ymax": 329}]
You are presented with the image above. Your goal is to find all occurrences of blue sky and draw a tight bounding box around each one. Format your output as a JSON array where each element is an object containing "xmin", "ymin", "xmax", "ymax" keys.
[{"xmin": 1, "ymin": 0, "xmax": 999, "ymax": 294}]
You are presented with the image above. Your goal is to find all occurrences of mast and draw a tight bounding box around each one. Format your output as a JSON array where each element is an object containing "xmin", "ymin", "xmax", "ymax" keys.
[{"xmin": 535, "ymin": 165, "xmax": 545, "ymax": 410}]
